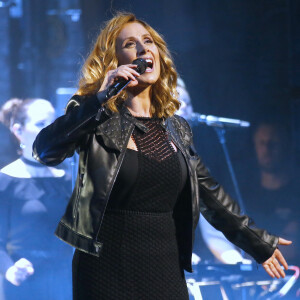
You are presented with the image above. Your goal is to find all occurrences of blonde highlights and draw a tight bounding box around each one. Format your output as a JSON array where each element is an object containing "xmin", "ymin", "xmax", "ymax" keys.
[{"xmin": 77, "ymin": 12, "xmax": 180, "ymax": 118}]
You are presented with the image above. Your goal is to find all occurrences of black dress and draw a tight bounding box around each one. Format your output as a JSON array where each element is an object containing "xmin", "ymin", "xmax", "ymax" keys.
[{"xmin": 72, "ymin": 117, "xmax": 189, "ymax": 300}]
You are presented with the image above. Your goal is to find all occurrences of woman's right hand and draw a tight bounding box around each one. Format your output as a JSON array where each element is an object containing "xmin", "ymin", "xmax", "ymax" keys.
[
  {"xmin": 5, "ymin": 258, "xmax": 34, "ymax": 286},
  {"xmin": 99, "ymin": 64, "xmax": 140, "ymax": 92}
]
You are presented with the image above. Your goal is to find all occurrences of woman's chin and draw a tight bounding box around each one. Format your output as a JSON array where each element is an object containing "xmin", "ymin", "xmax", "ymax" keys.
[{"xmin": 138, "ymin": 75, "xmax": 159, "ymax": 86}]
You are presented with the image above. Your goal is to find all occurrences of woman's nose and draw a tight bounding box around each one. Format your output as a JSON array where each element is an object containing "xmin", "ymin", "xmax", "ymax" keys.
[{"xmin": 137, "ymin": 42, "xmax": 148, "ymax": 55}]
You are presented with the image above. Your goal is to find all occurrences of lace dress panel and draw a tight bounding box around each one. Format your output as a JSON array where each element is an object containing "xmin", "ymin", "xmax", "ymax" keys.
[
  {"xmin": 122, "ymin": 117, "xmax": 182, "ymax": 212},
  {"xmin": 132, "ymin": 117, "xmax": 175, "ymax": 162}
]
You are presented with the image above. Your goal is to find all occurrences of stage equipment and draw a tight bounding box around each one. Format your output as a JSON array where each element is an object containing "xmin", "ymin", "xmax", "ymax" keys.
[
  {"xmin": 190, "ymin": 112, "xmax": 250, "ymax": 300},
  {"xmin": 188, "ymin": 112, "xmax": 250, "ymax": 213},
  {"xmin": 186, "ymin": 263, "xmax": 299, "ymax": 300},
  {"xmin": 188, "ymin": 112, "xmax": 250, "ymax": 128}
]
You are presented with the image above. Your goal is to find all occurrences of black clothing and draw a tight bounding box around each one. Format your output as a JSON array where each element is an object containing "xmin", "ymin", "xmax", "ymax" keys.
[
  {"xmin": 0, "ymin": 172, "xmax": 73, "ymax": 300},
  {"xmin": 73, "ymin": 211, "xmax": 188, "ymax": 300},
  {"xmin": 32, "ymin": 92, "xmax": 278, "ymax": 271},
  {"xmin": 242, "ymin": 177, "xmax": 300, "ymax": 265},
  {"xmin": 73, "ymin": 118, "xmax": 188, "ymax": 300},
  {"xmin": 73, "ymin": 120, "xmax": 189, "ymax": 299},
  {"xmin": 108, "ymin": 118, "xmax": 188, "ymax": 211}
]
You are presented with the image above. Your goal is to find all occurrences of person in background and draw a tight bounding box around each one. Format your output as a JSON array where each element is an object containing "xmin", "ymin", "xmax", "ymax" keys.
[
  {"xmin": 176, "ymin": 78, "xmax": 194, "ymax": 118},
  {"xmin": 0, "ymin": 98, "xmax": 73, "ymax": 300},
  {"xmin": 0, "ymin": 99, "xmax": 22, "ymax": 169},
  {"xmin": 241, "ymin": 119, "xmax": 300, "ymax": 265}
]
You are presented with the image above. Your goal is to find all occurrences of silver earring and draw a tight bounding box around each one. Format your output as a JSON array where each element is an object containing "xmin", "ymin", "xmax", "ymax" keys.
[{"xmin": 20, "ymin": 143, "xmax": 26, "ymax": 149}]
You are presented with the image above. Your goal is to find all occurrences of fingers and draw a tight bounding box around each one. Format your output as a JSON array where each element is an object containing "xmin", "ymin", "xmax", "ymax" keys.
[
  {"xmin": 15, "ymin": 258, "xmax": 33, "ymax": 269},
  {"xmin": 263, "ymin": 263, "xmax": 276, "ymax": 278},
  {"xmin": 99, "ymin": 64, "xmax": 140, "ymax": 92},
  {"xmin": 263, "ymin": 261, "xmax": 282, "ymax": 279},
  {"xmin": 111, "ymin": 65, "xmax": 140, "ymax": 82},
  {"xmin": 15, "ymin": 267, "xmax": 34, "ymax": 283},
  {"xmin": 278, "ymin": 237, "xmax": 292, "ymax": 245},
  {"xmin": 26, "ymin": 266, "xmax": 34, "ymax": 275},
  {"xmin": 274, "ymin": 249, "xmax": 289, "ymax": 270},
  {"xmin": 273, "ymin": 258, "xmax": 286, "ymax": 278},
  {"xmin": 269, "ymin": 262, "xmax": 281, "ymax": 278},
  {"xmin": 118, "ymin": 69, "xmax": 138, "ymax": 83},
  {"xmin": 262, "ymin": 248, "xmax": 290, "ymax": 279},
  {"xmin": 15, "ymin": 258, "xmax": 34, "ymax": 276}
]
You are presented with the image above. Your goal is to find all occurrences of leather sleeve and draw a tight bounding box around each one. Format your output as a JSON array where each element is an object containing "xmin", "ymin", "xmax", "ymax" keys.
[
  {"xmin": 177, "ymin": 116, "xmax": 279, "ymax": 264},
  {"xmin": 32, "ymin": 92, "xmax": 106, "ymax": 166},
  {"xmin": 196, "ymin": 154, "xmax": 278, "ymax": 264}
]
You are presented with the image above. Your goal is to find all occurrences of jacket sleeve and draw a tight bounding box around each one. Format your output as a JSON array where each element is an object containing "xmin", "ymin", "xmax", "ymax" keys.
[
  {"xmin": 32, "ymin": 92, "xmax": 106, "ymax": 166},
  {"xmin": 196, "ymin": 154, "xmax": 278, "ymax": 263},
  {"xmin": 176, "ymin": 116, "xmax": 279, "ymax": 264}
]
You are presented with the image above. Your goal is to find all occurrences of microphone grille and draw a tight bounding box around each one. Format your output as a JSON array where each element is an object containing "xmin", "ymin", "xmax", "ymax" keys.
[{"xmin": 132, "ymin": 58, "xmax": 147, "ymax": 75}]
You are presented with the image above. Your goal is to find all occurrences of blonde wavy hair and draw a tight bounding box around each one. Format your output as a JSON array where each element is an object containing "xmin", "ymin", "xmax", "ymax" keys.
[{"xmin": 77, "ymin": 12, "xmax": 180, "ymax": 118}]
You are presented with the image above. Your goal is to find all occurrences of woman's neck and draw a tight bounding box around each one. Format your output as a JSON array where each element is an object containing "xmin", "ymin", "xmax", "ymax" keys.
[{"xmin": 125, "ymin": 87, "xmax": 152, "ymax": 117}]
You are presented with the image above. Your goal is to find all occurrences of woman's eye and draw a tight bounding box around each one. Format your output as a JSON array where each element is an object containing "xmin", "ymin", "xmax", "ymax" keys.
[
  {"xmin": 125, "ymin": 41, "xmax": 135, "ymax": 48},
  {"xmin": 145, "ymin": 39, "xmax": 153, "ymax": 44}
]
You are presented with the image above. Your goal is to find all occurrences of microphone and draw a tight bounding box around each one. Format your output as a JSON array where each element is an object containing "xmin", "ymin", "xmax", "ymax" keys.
[
  {"xmin": 188, "ymin": 112, "xmax": 250, "ymax": 128},
  {"xmin": 106, "ymin": 58, "xmax": 148, "ymax": 99}
]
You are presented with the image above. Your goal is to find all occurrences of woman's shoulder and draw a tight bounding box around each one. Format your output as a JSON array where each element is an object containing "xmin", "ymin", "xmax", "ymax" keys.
[
  {"xmin": 1, "ymin": 159, "xmax": 28, "ymax": 177},
  {"xmin": 166, "ymin": 114, "xmax": 193, "ymax": 148},
  {"xmin": 65, "ymin": 93, "xmax": 104, "ymax": 114},
  {"xmin": 1, "ymin": 159, "xmax": 65, "ymax": 178},
  {"xmin": 65, "ymin": 94, "xmax": 86, "ymax": 112},
  {"xmin": 0, "ymin": 167, "xmax": 20, "ymax": 192},
  {"xmin": 169, "ymin": 114, "xmax": 193, "ymax": 137}
]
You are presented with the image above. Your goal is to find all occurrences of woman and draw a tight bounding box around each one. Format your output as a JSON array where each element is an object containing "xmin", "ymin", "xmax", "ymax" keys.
[
  {"xmin": 33, "ymin": 13, "xmax": 291, "ymax": 300},
  {"xmin": 0, "ymin": 98, "xmax": 73, "ymax": 300}
]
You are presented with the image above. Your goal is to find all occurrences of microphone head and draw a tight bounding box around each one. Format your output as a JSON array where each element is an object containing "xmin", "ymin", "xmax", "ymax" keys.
[{"xmin": 132, "ymin": 58, "xmax": 147, "ymax": 75}]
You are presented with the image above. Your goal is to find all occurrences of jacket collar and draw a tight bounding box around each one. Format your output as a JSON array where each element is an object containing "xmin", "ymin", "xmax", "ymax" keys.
[
  {"xmin": 95, "ymin": 104, "xmax": 176, "ymax": 151},
  {"xmin": 94, "ymin": 105, "xmax": 150, "ymax": 152},
  {"xmin": 121, "ymin": 105, "xmax": 149, "ymax": 133},
  {"xmin": 165, "ymin": 116, "xmax": 191, "ymax": 150}
]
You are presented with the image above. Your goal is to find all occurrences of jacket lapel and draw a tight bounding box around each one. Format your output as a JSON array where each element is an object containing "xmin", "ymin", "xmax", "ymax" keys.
[
  {"xmin": 95, "ymin": 106, "xmax": 150, "ymax": 151},
  {"xmin": 166, "ymin": 116, "xmax": 192, "ymax": 149},
  {"xmin": 95, "ymin": 113, "xmax": 124, "ymax": 151}
]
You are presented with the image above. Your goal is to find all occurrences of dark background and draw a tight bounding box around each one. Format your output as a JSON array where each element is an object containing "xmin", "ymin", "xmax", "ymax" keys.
[
  {"xmin": 0, "ymin": 0, "xmax": 299, "ymax": 203},
  {"xmin": 1, "ymin": 3, "xmax": 300, "ymax": 298}
]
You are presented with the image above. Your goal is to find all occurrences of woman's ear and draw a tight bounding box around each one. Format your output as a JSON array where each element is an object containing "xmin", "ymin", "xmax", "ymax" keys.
[{"xmin": 11, "ymin": 123, "xmax": 22, "ymax": 141}]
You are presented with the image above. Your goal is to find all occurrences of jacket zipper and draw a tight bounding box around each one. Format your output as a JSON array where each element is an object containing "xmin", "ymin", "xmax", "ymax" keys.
[{"xmin": 94, "ymin": 124, "xmax": 135, "ymax": 247}]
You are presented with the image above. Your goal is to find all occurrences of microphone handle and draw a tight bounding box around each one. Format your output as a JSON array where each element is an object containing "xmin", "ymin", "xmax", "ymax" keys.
[
  {"xmin": 106, "ymin": 78, "xmax": 132, "ymax": 99},
  {"xmin": 105, "ymin": 58, "xmax": 147, "ymax": 100}
]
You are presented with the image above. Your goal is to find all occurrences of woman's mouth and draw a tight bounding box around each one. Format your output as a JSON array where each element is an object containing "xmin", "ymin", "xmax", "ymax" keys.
[{"xmin": 145, "ymin": 58, "xmax": 154, "ymax": 72}]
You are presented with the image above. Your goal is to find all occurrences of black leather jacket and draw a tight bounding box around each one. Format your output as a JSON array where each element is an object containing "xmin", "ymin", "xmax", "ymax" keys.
[{"xmin": 33, "ymin": 92, "xmax": 278, "ymax": 272}]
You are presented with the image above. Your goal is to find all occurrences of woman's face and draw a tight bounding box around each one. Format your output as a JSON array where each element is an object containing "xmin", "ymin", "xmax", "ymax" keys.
[
  {"xmin": 15, "ymin": 100, "xmax": 55, "ymax": 159},
  {"xmin": 115, "ymin": 22, "xmax": 161, "ymax": 87}
]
